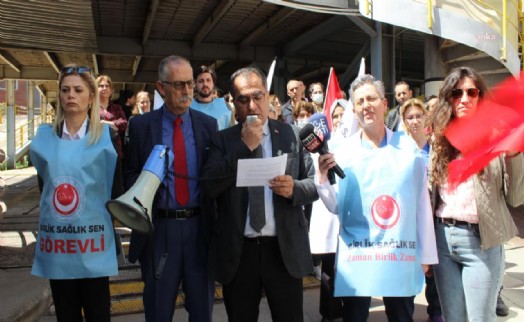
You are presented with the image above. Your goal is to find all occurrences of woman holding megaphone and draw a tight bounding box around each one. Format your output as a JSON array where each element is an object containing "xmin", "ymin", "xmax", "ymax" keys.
[{"xmin": 30, "ymin": 64, "xmax": 123, "ymax": 322}]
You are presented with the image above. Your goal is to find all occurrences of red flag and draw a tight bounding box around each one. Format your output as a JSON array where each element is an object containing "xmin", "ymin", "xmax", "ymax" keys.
[
  {"xmin": 323, "ymin": 68, "xmax": 343, "ymax": 131},
  {"xmin": 445, "ymin": 72, "xmax": 524, "ymax": 185}
]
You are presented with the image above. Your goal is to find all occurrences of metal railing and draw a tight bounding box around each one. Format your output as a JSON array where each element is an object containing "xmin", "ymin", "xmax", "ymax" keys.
[
  {"xmin": 15, "ymin": 117, "xmax": 40, "ymax": 150},
  {"xmin": 0, "ymin": 104, "xmax": 32, "ymax": 124},
  {"xmin": 19, "ymin": 114, "xmax": 52, "ymax": 147},
  {"xmin": 424, "ymin": 0, "xmax": 522, "ymax": 67},
  {"xmin": 1, "ymin": 110, "xmax": 52, "ymax": 151},
  {"xmin": 359, "ymin": 0, "xmax": 522, "ymax": 71},
  {"xmin": 473, "ymin": 0, "xmax": 519, "ymax": 63}
]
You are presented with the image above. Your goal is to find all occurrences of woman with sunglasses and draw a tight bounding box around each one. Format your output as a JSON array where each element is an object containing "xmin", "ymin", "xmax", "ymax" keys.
[
  {"xmin": 429, "ymin": 66, "xmax": 524, "ymax": 322},
  {"xmin": 30, "ymin": 65, "xmax": 122, "ymax": 322}
]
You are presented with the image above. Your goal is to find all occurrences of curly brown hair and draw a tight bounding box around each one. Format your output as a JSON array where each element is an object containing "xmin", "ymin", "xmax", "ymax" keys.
[{"xmin": 429, "ymin": 67, "xmax": 488, "ymax": 184}]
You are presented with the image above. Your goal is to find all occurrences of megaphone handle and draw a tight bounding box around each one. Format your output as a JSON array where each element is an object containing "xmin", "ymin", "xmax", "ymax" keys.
[
  {"xmin": 153, "ymin": 221, "xmax": 169, "ymax": 280},
  {"xmin": 155, "ymin": 253, "xmax": 168, "ymax": 279}
]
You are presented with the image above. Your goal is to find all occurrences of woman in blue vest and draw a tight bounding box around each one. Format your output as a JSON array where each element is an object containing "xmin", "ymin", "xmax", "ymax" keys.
[
  {"xmin": 400, "ymin": 99, "xmax": 431, "ymax": 165},
  {"xmin": 400, "ymin": 98, "xmax": 443, "ymax": 322},
  {"xmin": 30, "ymin": 65, "xmax": 122, "ymax": 322}
]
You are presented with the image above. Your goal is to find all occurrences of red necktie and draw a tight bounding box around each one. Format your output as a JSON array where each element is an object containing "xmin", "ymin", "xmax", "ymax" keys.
[{"xmin": 173, "ymin": 117, "xmax": 189, "ymax": 206}]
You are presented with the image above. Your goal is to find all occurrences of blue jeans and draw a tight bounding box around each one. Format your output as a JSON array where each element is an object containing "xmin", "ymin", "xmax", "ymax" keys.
[{"xmin": 433, "ymin": 221, "xmax": 503, "ymax": 322}]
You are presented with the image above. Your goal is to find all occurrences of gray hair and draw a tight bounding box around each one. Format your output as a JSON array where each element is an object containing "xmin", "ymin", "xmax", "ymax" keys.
[
  {"xmin": 349, "ymin": 74, "xmax": 386, "ymax": 103},
  {"xmin": 230, "ymin": 66, "xmax": 267, "ymax": 97},
  {"xmin": 158, "ymin": 55, "xmax": 191, "ymax": 81}
]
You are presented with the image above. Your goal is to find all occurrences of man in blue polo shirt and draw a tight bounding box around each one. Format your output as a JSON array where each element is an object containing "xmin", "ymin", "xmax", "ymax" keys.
[{"xmin": 190, "ymin": 65, "xmax": 233, "ymax": 130}]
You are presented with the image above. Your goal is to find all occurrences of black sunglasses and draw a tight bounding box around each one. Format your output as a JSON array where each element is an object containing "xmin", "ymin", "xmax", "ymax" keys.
[
  {"xmin": 451, "ymin": 88, "xmax": 480, "ymax": 100},
  {"xmin": 61, "ymin": 67, "xmax": 92, "ymax": 75}
]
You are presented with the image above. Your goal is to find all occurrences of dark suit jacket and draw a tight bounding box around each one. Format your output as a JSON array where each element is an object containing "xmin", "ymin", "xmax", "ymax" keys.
[
  {"xmin": 385, "ymin": 105, "xmax": 400, "ymax": 131},
  {"xmin": 202, "ymin": 119, "xmax": 318, "ymax": 284},
  {"xmin": 124, "ymin": 106, "xmax": 218, "ymax": 263},
  {"xmin": 281, "ymin": 100, "xmax": 294, "ymax": 124}
]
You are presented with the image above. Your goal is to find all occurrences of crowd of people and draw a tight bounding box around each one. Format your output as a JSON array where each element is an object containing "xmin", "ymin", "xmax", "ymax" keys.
[{"xmin": 27, "ymin": 55, "xmax": 523, "ymax": 322}]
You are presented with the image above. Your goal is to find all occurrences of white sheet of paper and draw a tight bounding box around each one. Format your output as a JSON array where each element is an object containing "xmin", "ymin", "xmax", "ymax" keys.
[{"xmin": 236, "ymin": 154, "xmax": 288, "ymax": 187}]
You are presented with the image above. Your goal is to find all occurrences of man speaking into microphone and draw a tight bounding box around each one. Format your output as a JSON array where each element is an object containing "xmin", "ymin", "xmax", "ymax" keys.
[
  {"xmin": 202, "ymin": 67, "xmax": 318, "ymax": 322},
  {"xmin": 315, "ymin": 74, "xmax": 437, "ymax": 322}
]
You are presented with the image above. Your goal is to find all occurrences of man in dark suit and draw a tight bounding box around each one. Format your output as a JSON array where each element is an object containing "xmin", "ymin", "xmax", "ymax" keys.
[
  {"xmin": 125, "ymin": 55, "xmax": 218, "ymax": 322},
  {"xmin": 385, "ymin": 81, "xmax": 412, "ymax": 131},
  {"xmin": 202, "ymin": 67, "xmax": 318, "ymax": 322},
  {"xmin": 281, "ymin": 79, "xmax": 306, "ymax": 124}
]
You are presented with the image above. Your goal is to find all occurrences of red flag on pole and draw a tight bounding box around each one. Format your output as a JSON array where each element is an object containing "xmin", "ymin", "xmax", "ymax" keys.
[
  {"xmin": 323, "ymin": 68, "xmax": 344, "ymax": 131},
  {"xmin": 445, "ymin": 72, "xmax": 524, "ymax": 185}
]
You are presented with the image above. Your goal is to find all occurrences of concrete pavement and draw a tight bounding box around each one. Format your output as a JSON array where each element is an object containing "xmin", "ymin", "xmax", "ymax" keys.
[
  {"xmin": 1, "ymin": 167, "xmax": 523, "ymax": 321},
  {"xmin": 40, "ymin": 241, "xmax": 524, "ymax": 322},
  {"xmin": 0, "ymin": 166, "xmax": 51, "ymax": 322},
  {"xmin": 67, "ymin": 229, "xmax": 524, "ymax": 322},
  {"xmin": 85, "ymin": 241, "xmax": 524, "ymax": 322}
]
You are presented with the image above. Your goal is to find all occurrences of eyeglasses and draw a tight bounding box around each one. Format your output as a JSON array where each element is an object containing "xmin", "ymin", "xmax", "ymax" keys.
[
  {"xmin": 451, "ymin": 88, "xmax": 480, "ymax": 100},
  {"xmin": 405, "ymin": 113, "xmax": 425, "ymax": 121},
  {"xmin": 61, "ymin": 67, "xmax": 92, "ymax": 75},
  {"xmin": 162, "ymin": 80, "xmax": 195, "ymax": 90},
  {"xmin": 354, "ymin": 95, "xmax": 382, "ymax": 108},
  {"xmin": 235, "ymin": 91, "xmax": 266, "ymax": 105}
]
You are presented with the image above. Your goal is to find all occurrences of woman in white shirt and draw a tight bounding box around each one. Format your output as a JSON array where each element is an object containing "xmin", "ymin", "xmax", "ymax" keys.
[{"xmin": 429, "ymin": 66, "xmax": 524, "ymax": 322}]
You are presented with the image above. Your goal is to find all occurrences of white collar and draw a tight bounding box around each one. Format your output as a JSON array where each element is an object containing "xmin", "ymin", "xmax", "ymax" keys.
[
  {"xmin": 262, "ymin": 119, "xmax": 270, "ymax": 136},
  {"xmin": 63, "ymin": 117, "xmax": 88, "ymax": 140}
]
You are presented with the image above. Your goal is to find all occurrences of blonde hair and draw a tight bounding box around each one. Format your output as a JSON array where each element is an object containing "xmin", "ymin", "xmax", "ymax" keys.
[
  {"xmin": 133, "ymin": 91, "xmax": 150, "ymax": 115},
  {"xmin": 54, "ymin": 64, "xmax": 102, "ymax": 145},
  {"xmin": 399, "ymin": 98, "xmax": 427, "ymax": 132},
  {"xmin": 95, "ymin": 75, "xmax": 113, "ymax": 97}
]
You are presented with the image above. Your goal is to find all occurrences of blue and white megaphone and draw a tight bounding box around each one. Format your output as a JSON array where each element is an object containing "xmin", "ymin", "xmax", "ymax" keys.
[{"xmin": 106, "ymin": 145, "xmax": 172, "ymax": 235}]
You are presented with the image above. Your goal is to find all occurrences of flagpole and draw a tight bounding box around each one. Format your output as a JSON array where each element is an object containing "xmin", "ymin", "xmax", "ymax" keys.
[
  {"xmin": 266, "ymin": 57, "xmax": 277, "ymax": 92},
  {"xmin": 358, "ymin": 58, "xmax": 366, "ymax": 77},
  {"xmin": 323, "ymin": 67, "xmax": 333, "ymax": 112}
]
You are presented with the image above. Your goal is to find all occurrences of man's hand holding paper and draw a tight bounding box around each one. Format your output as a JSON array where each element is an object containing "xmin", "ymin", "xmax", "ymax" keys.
[
  {"xmin": 236, "ymin": 154, "xmax": 288, "ymax": 187},
  {"xmin": 269, "ymin": 175, "xmax": 294, "ymax": 199}
]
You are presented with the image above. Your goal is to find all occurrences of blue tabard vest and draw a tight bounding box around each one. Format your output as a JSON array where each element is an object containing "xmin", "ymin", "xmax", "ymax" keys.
[
  {"xmin": 30, "ymin": 124, "xmax": 118, "ymax": 279},
  {"xmin": 334, "ymin": 133, "xmax": 426, "ymax": 297},
  {"xmin": 190, "ymin": 97, "xmax": 231, "ymax": 130}
]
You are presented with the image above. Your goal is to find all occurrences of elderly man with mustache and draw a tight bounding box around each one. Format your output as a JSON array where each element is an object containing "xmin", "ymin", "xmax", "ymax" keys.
[{"xmin": 124, "ymin": 55, "xmax": 218, "ymax": 322}]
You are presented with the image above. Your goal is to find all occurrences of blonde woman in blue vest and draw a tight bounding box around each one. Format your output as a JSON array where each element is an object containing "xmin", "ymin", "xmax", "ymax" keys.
[{"xmin": 30, "ymin": 65, "xmax": 122, "ymax": 322}]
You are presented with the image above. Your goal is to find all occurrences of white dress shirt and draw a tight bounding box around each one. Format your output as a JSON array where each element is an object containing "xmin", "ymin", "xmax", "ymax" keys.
[
  {"xmin": 244, "ymin": 120, "xmax": 276, "ymax": 237},
  {"xmin": 61, "ymin": 117, "xmax": 88, "ymax": 140}
]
